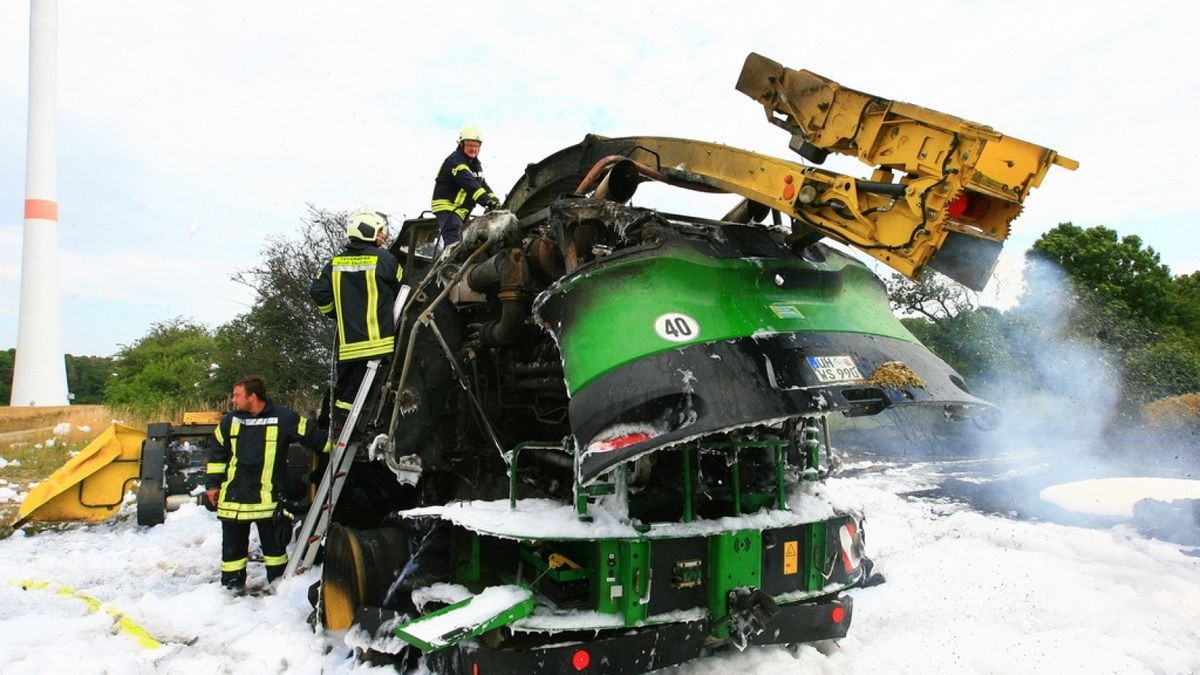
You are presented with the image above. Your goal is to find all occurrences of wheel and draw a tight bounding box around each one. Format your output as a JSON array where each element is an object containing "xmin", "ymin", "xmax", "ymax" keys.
[
  {"xmin": 136, "ymin": 439, "xmax": 167, "ymax": 526},
  {"xmin": 136, "ymin": 482, "xmax": 166, "ymax": 526}
]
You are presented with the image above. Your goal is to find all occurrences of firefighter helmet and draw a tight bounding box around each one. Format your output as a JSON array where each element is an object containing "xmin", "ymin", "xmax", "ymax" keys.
[
  {"xmin": 457, "ymin": 125, "xmax": 482, "ymax": 144},
  {"xmin": 347, "ymin": 211, "xmax": 388, "ymax": 242}
]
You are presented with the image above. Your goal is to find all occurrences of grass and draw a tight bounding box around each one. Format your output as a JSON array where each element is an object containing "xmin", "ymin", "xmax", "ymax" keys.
[{"xmin": 0, "ymin": 405, "xmax": 185, "ymax": 540}]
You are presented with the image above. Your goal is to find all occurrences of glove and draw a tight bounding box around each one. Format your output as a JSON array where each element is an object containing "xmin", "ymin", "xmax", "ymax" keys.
[
  {"xmin": 464, "ymin": 321, "xmax": 484, "ymax": 349},
  {"xmin": 486, "ymin": 196, "xmax": 502, "ymax": 211}
]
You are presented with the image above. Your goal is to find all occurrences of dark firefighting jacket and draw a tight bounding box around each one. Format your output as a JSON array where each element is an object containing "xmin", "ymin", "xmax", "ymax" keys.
[
  {"xmin": 431, "ymin": 148, "xmax": 496, "ymax": 220},
  {"xmin": 206, "ymin": 403, "xmax": 322, "ymax": 521},
  {"xmin": 309, "ymin": 240, "xmax": 403, "ymax": 362}
]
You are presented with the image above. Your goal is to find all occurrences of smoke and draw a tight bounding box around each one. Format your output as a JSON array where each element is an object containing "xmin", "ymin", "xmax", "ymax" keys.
[
  {"xmin": 973, "ymin": 256, "xmax": 1121, "ymax": 458},
  {"xmin": 835, "ymin": 256, "xmax": 1200, "ymax": 539}
]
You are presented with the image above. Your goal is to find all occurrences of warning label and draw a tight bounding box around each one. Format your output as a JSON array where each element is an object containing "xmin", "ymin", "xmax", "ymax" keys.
[{"xmin": 783, "ymin": 540, "xmax": 798, "ymax": 575}]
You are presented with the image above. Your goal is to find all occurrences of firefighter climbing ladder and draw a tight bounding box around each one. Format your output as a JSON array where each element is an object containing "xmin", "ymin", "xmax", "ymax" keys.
[{"xmin": 283, "ymin": 358, "xmax": 380, "ymax": 578}]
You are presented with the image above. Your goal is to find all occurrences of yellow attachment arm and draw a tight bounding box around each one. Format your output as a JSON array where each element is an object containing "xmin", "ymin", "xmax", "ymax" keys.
[
  {"xmin": 734, "ymin": 52, "xmax": 1077, "ymax": 289},
  {"xmin": 14, "ymin": 423, "xmax": 148, "ymax": 527}
]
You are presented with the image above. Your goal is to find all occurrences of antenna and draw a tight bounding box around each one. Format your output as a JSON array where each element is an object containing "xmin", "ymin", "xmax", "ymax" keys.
[{"xmin": 10, "ymin": 0, "xmax": 69, "ymax": 406}]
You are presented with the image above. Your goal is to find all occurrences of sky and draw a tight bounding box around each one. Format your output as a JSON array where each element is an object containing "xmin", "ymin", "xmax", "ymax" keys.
[
  {"xmin": 2, "ymin": 1, "xmax": 1199, "ymax": 357},
  {"xmin": 2, "ymin": 440, "xmax": 1198, "ymax": 673}
]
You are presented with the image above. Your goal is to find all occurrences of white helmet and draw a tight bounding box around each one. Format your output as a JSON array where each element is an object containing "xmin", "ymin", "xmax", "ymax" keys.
[
  {"xmin": 347, "ymin": 211, "xmax": 388, "ymax": 242},
  {"xmin": 457, "ymin": 125, "xmax": 482, "ymax": 144}
]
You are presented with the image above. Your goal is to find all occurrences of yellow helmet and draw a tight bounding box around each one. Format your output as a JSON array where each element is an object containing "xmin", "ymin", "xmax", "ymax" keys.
[
  {"xmin": 457, "ymin": 125, "xmax": 482, "ymax": 144},
  {"xmin": 347, "ymin": 211, "xmax": 388, "ymax": 242}
]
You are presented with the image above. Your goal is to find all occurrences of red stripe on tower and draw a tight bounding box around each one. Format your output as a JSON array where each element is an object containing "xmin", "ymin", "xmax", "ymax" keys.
[{"xmin": 24, "ymin": 198, "xmax": 58, "ymax": 221}]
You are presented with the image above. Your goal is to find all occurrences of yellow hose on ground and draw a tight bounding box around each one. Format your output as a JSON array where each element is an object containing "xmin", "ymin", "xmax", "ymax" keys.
[{"xmin": 7, "ymin": 578, "xmax": 163, "ymax": 649}]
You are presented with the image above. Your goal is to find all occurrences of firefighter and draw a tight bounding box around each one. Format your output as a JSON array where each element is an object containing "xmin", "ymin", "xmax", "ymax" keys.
[
  {"xmin": 430, "ymin": 125, "xmax": 501, "ymax": 245},
  {"xmin": 206, "ymin": 375, "xmax": 323, "ymax": 591},
  {"xmin": 308, "ymin": 211, "xmax": 403, "ymax": 447}
]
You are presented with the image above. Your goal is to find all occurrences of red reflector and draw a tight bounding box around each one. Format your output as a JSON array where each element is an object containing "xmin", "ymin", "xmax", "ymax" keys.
[
  {"xmin": 831, "ymin": 606, "xmax": 846, "ymax": 623},
  {"xmin": 839, "ymin": 522, "xmax": 861, "ymax": 572},
  {"xmin": 472, "ymin": 663, "xmax": 479, "ymax": 675},
  {"xmin": 947, "ymin": 191, "xmax": 991, "ymax": 220},
  {"xmin": 947, "ymin": 193, "xmax": 968, "ymax": 218},
  {"xmin": 572, "ymin": 649, "xmax": 591, "ymax": 670},
  {"xmin": 591, "ymin": 432, "xmax": 653, "ymax": 453}
]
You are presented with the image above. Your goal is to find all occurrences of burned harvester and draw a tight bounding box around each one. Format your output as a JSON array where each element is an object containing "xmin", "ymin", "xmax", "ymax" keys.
[{"xmin": 303, "ymin": 53, "xmax": 1075, "ymax": 673}]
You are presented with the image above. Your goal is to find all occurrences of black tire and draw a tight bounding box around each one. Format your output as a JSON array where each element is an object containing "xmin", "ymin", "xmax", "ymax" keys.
[
  {"xmin": 136, "ymin": 482, "xmax": 166, "ymax": 526},
  {"xmin": 137, "ymin": 438, "xmax": 167, "ymax": 526}
]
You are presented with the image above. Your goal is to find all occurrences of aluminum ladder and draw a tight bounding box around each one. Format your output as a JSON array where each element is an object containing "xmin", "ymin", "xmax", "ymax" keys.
[{"xmin": 282, "ymin": 358, "xmax": 380, "ymax": 577}]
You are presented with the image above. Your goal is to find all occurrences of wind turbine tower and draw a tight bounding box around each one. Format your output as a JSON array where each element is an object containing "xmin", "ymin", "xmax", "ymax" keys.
[{"xmin": 10, "ymin": 0, "xmax": 69, "ymax": 407}]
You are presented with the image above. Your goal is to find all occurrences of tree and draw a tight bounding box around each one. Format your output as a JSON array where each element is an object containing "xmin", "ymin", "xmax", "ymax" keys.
[
  {"xmin": 1030, "ymin": 223, "xmax": 1175, "ymax": 324},
  {"xmin": 886, "ymin": 271, "xmax": 977, "ymax": 324},
  {"xmin": 0, "ymin": 349, "xmax": 112, "ymax": 405},
  {"xmin": 105, "ymin": 318, "xmax": 220, "ymax": 416},
  {"xmin": 0, "ymin": 348, "xmax": 12, "ymax": 404},
  {"xmin": 887, "ymin": 271, "xmax": 1007, "ymax": 382},
  {"xmin": 65, "ymin": 354, "xmax": 116, "ymax": 404},
  {"xmin": 213, "ymin": 205, "xmax": 346, "ymax": 410},
  {"xmin": 1026, "ymin": 224, "xmax": 1200, "ymax": 414},
  {"xmin": 1123, "ymin": 333, "xmax": 1200, "ymax": 406},
  {"xmin": 1168, "ymin": 271, "xmax": 1200, "ymax": 338}
]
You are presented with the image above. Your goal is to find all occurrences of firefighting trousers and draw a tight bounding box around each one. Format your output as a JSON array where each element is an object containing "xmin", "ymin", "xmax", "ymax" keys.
[
  {"xmin": 220, "ymin": 518, "xmax": 290, "ymax": 588},
  {"xmin": 333, "ymin": 358, "xmax": 372, "ymax": 415},
  {"xmin": 435, "ymin": 211, "xmax": 464, "ymax": 245}
]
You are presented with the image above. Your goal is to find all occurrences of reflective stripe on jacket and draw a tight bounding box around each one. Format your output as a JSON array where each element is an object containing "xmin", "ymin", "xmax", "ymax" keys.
[
  {"xmin": 431, "ymin": 148, "xmax": 495, "ymax": 220},
  {"xmin": 309, "ymin": 241, "xmax": 403, "ymax": 362},
  {"xmin": 206, "ymin": 404, "xmax": 322, "ymax": 522}
]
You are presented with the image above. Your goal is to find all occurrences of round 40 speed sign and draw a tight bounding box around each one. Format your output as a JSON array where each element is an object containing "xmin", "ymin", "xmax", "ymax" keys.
[{"xmin": 654, "ymin": 313, "xmax": 701, "ymax": 343}]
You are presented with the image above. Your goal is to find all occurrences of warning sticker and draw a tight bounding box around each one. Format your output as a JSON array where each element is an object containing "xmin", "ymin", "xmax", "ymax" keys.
[
  {"xmin": 768, "ymin": 304, "xmax": 804, "ymax": 319},
  {"xmin": 783, "ymin": 540, "xmax": 799, "ymax": 575}
]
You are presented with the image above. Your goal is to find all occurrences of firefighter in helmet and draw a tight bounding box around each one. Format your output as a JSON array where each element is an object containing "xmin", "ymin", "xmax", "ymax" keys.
[
  {"xmin": 430, "ymin": 125, "xmax": 501, "ymax": 245},
  {"xmin": 309, "ymin": 211, "xmax": 403, "ymax": 446}
]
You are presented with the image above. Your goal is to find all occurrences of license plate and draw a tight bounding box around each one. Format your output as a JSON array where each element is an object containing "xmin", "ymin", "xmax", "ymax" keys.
[{"xmin": 806, "ymin": 355, "xmax": 863, "ymax": 383}]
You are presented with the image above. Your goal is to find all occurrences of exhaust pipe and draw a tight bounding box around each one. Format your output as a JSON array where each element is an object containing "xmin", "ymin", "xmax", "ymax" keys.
[
  {"xmin": 466, "ymin": 247, "xmax": 531, "ymax": 346},
  {"xmin": 592, "ymin": 158, "xmax": 641, "ymax": 203}
]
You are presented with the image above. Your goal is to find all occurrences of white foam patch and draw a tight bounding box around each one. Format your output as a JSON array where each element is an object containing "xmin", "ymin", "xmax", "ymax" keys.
[
  {"xmin": 399, "ymin": 585, "xmax": 531, "ymax": 647},
  {"xmin": 1039, "ymin": 477, "xmax": 1200, "ymax": 518}
]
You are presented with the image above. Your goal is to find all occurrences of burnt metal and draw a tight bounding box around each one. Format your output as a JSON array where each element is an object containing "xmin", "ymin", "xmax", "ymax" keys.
[
  {"xmin": 426, "ymin": 619, "xmax": 710, "ymax": 675},
  {"xmin": 646, "ymin": 536, "xmax": 708, "ymax": 615},
  {"xmin": 927, "ymin": 229, "xmax": 1004, "ymax": 291},
  {"xmin": 747, "ymin": 595, "xmax": 853, "ymax": 646},
  {"xmin": 565, "ymin": 331, "xmax": 991, "ymax": 485}
]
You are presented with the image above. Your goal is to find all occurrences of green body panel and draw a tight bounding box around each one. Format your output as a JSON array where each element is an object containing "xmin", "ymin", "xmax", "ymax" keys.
[
  {"xmin": 592, "ymin": 539, "xmax": 651, "ymax": 624},
  {"xmin": 548, "ymin": 247, "xmax": 918, "ymax": 396},
  {"xmin": 394, "ymin": 587, "xmax": 535, "ymax": 652},
  {"xmin": 805, "ymin": 522, "xmax": 829, "ymax": 592},
  {"xmin": 454, "ymin": 433, "xmax": 855, "ymax": 635},
  {"xmin": 447, "ymin": 517, "xmax": 856, "ymax": 637},
  {"xmin": 453, "ymin": 527, "xmax": 483, "ymax": 585},
  {"xmin": 707, "ymin": 530, "xmax": 763, "ymax": 639}
]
